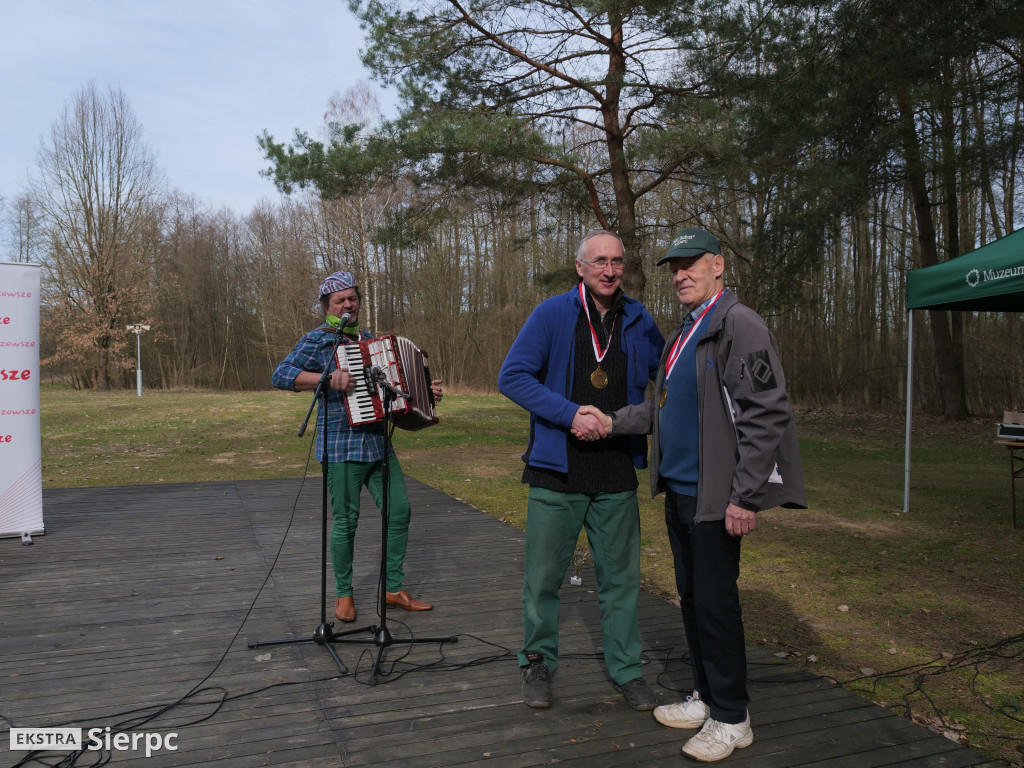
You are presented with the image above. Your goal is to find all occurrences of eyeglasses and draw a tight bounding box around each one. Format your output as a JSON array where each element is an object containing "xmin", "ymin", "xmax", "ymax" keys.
[{"xmin": 578, "ymin": 257, "xmax": 625, "ymax": 271}]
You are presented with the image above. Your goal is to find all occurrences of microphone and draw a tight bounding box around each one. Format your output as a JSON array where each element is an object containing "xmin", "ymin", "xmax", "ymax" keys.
[
  {"xmin": 371, "ymin": 365, "xmax": 408, "ymax": 401},
  {"xmin": 327, "ymin": 312, "xmax": 353, "ymax": 336}
]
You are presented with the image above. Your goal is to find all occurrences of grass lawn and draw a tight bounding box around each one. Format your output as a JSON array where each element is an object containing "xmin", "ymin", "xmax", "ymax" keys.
[{"xmin": 38, "ymin": 387, "xmax": 1024, "ymax": 765}]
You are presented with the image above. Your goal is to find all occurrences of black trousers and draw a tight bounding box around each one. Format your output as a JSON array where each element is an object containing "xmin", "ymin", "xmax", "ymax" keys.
[{"xmin": 665, "ymin": 490, "xmax": 748, "ymax": 724}]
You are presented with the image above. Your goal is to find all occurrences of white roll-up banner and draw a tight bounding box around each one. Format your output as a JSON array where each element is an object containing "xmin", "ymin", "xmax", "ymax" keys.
[{"xmin": 0, "ymin": 263, "xmax": 43, "ymax": 539}]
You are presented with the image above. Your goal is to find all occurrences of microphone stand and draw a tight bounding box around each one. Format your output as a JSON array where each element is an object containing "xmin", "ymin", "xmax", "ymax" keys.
[
  {"xmin": 249, "ymin": 326, "xmax": 349, "ymax": 673},
  {"xmin": 330, "ymin": 365, "xmax": 457, "ymax": 685}
]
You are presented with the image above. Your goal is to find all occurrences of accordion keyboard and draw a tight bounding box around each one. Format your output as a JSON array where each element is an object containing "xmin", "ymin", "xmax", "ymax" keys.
[{"xmin": 336, "ymin": 342, "xmax": 383, "ymax": 425}]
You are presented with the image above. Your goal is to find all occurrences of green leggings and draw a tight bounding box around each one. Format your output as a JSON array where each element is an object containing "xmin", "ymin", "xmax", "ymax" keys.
[
  {"xmin": 520, "ymin": 486, "xmax": 643, "ymax": 685},
  {"xmin": 326, "ymin": 455, "xmax": 411, "ymax": 596}
]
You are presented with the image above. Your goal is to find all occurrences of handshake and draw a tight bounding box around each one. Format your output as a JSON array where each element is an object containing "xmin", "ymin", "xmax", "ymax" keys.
[{"xmin": 571, "ymin": 405, "xmax": 613, "ymax": 442}]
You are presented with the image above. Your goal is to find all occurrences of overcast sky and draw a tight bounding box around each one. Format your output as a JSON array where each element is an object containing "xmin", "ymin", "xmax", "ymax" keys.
[{"xmin": 0, "ymin": 0, "xmax": 395, "ymax": 216}]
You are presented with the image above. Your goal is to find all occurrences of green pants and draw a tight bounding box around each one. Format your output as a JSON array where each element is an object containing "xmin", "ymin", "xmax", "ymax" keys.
[
  {"xmin": 520, "ymin": 486, "xmax": 643, "ymax": 685},
  {"xmin": 326, "ymin": 455, "xmax": 411, "ymax": 596}
]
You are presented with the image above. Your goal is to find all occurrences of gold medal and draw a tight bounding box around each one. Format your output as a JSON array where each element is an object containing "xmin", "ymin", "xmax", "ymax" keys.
[
  {"xmin": 660, "ymin": 387, "xmax": 668, "ymax": 407},
  {"xmin": 579, "ymin": 283, "xmax": 616, "ymax": 391}
]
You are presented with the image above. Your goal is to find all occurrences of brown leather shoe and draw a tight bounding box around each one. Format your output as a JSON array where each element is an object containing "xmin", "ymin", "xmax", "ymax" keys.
[
  {"xmin": 385, "ymin": 589, "xmax": 433, "ymax": 611},
  {"xmin": 334, "ymin": 596, "xmax": 356, "ymax": 622}
]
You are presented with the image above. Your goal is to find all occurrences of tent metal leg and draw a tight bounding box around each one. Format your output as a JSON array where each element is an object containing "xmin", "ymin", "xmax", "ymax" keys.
[{"xmin": 903, "ymin": 310, "xmax": 914, "ymax": 514}]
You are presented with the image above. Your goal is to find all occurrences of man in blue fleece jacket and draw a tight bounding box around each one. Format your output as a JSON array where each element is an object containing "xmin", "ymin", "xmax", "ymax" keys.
[{"xmin": 497, "ymin": 230, "xmax": 665, "ymax": 711}]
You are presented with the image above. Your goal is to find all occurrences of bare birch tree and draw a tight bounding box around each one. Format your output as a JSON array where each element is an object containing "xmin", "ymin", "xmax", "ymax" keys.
[{"xmin": 3, "ymin": 193, "xmax": 44, "ymax": 264}]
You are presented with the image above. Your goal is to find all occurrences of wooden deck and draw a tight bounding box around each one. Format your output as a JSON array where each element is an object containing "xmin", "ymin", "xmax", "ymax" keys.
[{"xmin": 0, "ymin": 478, "xmax": 1001, "ymax": 767}]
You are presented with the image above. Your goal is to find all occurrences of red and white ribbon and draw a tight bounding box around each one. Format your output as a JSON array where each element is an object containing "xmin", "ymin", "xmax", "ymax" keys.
[{"xmin": 664, "ymin": 290, "xmax": 723, "ymax": 381}]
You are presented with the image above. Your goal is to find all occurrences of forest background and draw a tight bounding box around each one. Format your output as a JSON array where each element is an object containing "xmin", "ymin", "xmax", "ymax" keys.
[
  {"xmin": 4, "ymin": 1, "xmax": 1024, "ymax": 762},
  {"xmin": 2, "ymin": 0, "xmax": 1023, "ymax": 415}
]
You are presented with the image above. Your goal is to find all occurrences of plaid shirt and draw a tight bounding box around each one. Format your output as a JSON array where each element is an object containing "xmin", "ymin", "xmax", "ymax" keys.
[{"xmin": 272, "ymin": 325, "xmax": 391, "ymax": 463}]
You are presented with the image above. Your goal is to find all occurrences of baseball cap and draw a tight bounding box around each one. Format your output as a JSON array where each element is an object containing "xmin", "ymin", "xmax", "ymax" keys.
[{"xmin": 656, "ymin": 228, "xmax": 721, "ymax": 266}]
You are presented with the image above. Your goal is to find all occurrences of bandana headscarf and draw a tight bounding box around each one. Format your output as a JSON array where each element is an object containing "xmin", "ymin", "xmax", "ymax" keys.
[{"xmin": 318, "ymin": 270, "xmax": 357, "ymax": 300}]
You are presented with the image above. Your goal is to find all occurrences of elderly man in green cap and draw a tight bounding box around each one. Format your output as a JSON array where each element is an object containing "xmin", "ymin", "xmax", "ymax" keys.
[{"xmin": 580, "ymin": 229, "xmax": 806, "ymax": 761}]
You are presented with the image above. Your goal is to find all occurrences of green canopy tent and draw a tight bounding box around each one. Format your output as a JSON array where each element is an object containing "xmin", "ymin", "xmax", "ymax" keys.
[{"xmin": 903, "ymin": 227, "xmax": 1024, "ymax": 512}]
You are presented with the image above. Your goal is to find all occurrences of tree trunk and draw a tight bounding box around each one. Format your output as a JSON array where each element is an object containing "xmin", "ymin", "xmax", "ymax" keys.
[
  {"xmin": 602, "ymin": 13, "xmax": 644, "ymax": 299},
  {"xmin": 897, "ymin": 94, "xmax": 969, "ymax": 419}
]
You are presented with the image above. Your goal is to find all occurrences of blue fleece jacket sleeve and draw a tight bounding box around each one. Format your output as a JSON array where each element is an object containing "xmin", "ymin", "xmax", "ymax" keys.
[{"xmin": 497, "ymin": 301, "xmax": 578, "ymax": 428}]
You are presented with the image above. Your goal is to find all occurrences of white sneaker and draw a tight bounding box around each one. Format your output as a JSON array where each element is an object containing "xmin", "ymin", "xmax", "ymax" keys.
[
  {"xmin": 653, "ymin": 690, "xmax": 710, "ymax": 729},
  {"xmin": 681, "ymin": 714, "xmax": 754, "ymax": 762}
]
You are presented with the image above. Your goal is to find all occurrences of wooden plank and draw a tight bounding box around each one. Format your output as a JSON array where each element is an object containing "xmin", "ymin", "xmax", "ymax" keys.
[{"xmin": 0, "ymin": 477, "xmax": 998, "ymax": 768}]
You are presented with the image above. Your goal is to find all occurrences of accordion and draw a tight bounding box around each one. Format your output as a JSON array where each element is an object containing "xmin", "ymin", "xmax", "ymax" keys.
[{"xmin": 334, "ymin": 334, "xmax": 439, "ymax": 431}]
